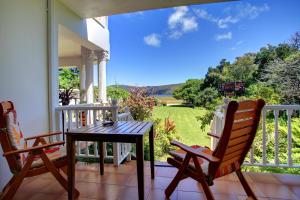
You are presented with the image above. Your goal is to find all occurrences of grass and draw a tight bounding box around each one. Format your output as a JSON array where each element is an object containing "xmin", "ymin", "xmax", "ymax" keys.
[
  {"xmin": 155, "ymin": 96, "xmax": 183, "ymax": 105},
  {"xmin": 152, "ymin": 106, "xmax": 211, "ymax": 147}
]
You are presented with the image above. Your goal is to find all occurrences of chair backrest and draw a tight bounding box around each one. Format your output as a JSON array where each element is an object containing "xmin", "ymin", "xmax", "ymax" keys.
[
  {"xmin": 210, "ymin": 99, "xmax": 265, "ymax": 177},
  {"xmin": 0, "ymin": 101, "xmax": 23, "ymax": 173}
]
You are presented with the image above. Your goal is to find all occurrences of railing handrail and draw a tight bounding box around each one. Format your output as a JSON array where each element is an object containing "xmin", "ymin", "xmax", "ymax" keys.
[
  {"xmin": 55, "ymin": 104, "xmax": 119, "ymax": 111},
  {"xmin": 264, "ymin": 104, "xmax": 300, "ymax": 110}
]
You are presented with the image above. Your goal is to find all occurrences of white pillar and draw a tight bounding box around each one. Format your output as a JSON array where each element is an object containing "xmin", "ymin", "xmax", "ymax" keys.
[
  {"xmin": 81, "ymin": 47, "xmax": 94, "ymax": 104},
  {"xmin": 79, "ymin": 65, "xmax": 86, "ymax": 103},
  {"xmin": 96, "ymin": 50, "xmax": 109, "ymax": 103}
]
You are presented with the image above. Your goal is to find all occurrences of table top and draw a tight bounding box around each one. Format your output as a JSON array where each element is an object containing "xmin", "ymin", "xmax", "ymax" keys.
[{"xmin": 67, "ymin": 121, "xmax": 153, "ymax": 137}]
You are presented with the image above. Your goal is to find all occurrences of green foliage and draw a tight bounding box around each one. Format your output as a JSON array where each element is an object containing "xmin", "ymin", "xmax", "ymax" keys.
[
  {"xmin": 58, "ymin": 68, "xmax": 80, "ymax": 105},
  {"xmin": 195, "ymin": 87, "xmax": 220, "ymax": 109},
  {"xmin": 223, "ymin": 53, "xmax": 258, "ymax": 86},
  {"xmin": 124, "ymin": 87, "xmax": 155, "ymax": 121},
  {"xmin": 107, "ymin": 85, "xmax": 129, "ymax": 100},
  {"xmin": 173, "ymin": 79, "xmax": 203, "ymax": 104},
  {"xmin": 144, "ymin": 118, "xmax": 180, "ymax": 160},
  {"xmin": 246, "ymin": 83, "xmax": 281, "ymax": 104}
]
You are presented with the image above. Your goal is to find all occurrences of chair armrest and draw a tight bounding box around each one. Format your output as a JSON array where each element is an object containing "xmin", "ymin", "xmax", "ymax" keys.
[
  {"xmin": 24, "ymin": 131, "xmax": 62, "ymax": 141},
  {"xmin": 3, "ymin": 141, "xmax": 64, "ymax": 157},
  {"xmin": 207, "ymin": 132, "xmax": 220, "ymax": 139},
  {"xmin": 170, "ymin": 140, "xmax": 220, "ymax": 163}
]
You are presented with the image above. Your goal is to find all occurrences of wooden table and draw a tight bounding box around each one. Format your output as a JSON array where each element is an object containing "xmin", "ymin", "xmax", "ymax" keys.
[{"xmin": 66, "ymin": 121, "xmax": 155, "ymax": 200}]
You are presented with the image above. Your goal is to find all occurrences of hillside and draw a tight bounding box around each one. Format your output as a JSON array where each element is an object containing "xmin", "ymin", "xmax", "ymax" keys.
[{"xmin": 109, "ymin": 83, "xmax": 183, "ymax": 96}]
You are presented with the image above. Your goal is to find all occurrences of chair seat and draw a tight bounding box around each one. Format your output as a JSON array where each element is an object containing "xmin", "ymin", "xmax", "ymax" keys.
[
  {"xmin": 169, "ymin": 145, "xmax": 240, "ymax": 178},
  {"xmin": 169, "ymin": 145, "xmax": 211, "ymax": 175},
  {"xmin": 29, "ymin": 147, "xmax": 66, "ymax": 168}
]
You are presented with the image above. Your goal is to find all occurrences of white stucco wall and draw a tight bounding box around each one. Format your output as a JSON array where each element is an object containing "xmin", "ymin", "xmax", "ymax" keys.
[
  {"xmin": 0, "ymin": 0, "xmax": 48, "ymax": 190},
  {"xmin": 56, "ymin": 0, "xmax": 110, "ymax": 51}
]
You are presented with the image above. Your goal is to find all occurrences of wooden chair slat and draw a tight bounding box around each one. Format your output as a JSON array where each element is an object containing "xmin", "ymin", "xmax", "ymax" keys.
[
  {"xmin": 234, "ymin": 110, "xmax": 256, "ymax": 121},
  {"xmin": 228, "ymin": 134, "xmax": 251, "ymax": 147},
  {"xmin": 232, "ymin": 119, "xmax": 255, "ymax": 131},
  {"xmin": 237, "ymin": 100, "xmax": 257, "ymax": 110},
  {"xmin": 223, "ymin": 149, "xmax": 244, "ymax": 162},
  {"xmin": 224, "ymin": 142, "xmax": 248, "ymax": 155},
  {"xmin": 230, "ymin": 126, "xmax": 253, "ymax": 139}
]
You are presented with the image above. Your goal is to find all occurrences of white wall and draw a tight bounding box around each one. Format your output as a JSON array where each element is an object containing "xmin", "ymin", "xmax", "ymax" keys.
[
  {"xmin": 0, "ymin": 0, "xmax": 48, "ymax": 190},
  {"xmin": 56, "ymin": 0, "xmax": 110, "ymax": 52}
]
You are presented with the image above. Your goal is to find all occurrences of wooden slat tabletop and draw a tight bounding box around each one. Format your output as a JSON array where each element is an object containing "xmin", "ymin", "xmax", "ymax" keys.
[{"xmin": 67, "ymin": 121, "xmax": 153, "ymax": 136}]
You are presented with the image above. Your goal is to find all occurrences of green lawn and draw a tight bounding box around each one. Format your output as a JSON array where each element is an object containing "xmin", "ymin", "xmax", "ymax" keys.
[{"xmin": 152, "ymin": 106, "xmax": 211, "ymax": 147}]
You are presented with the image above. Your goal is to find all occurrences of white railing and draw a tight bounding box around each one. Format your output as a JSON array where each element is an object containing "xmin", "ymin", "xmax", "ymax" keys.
[
  {"xmin": 210, "ymin": 103, "xmax": 300, "ymax": 168},
  {"xmin": 55, "ymin": 104, "xmax": 133, "ymax": 166}
]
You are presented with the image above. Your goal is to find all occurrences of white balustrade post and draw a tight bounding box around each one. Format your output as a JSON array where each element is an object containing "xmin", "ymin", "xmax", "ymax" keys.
[
  {"xmin": 274, "ymin": 110, "xmax": 279, "ymax": 165},
  {"xmin": 262, "ymin": 109, "xmax": 267, "ymax": 164},
  {"xmin": 287, "ymin": 109, "xmax": 293, "ymax": 166}
]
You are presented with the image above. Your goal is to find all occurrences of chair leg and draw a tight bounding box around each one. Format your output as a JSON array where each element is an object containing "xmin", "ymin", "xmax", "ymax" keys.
[
  {"xmin": 165, "ymin": 154, "xmax": 191, "ymax": 198},
  {"xmin": 0, "ymin": 154, "xmax": 35, "ymax": 200},
  {"xmin": 192, "ymin": 156, "xmax": 215, "ymax": 200},
  {"xmin": 39, "ymin": 152, "xmax": 80, "ymax": 198},
  {"xmin": 236, "ymin": 170, "xmax": 257, "ymax": 200}
]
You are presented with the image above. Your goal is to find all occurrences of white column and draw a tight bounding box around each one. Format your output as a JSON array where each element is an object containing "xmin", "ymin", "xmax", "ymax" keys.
[
  {"xmin": 81, "ymin": 47, "xmax": 94, "ymax": 104},
  {"xmin": 96, "ymin": 50, "xmax": 109, "ymax": 103},
  {"xmin": 79, "ymin": 65, "xmax": 86, "ymax": 103}
]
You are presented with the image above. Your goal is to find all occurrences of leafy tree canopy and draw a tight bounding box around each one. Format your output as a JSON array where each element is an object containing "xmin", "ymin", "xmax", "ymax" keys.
[
  {"xmin": 107, "ymin": 86, "xmax": 129, "ymax": 100},
  {"xmin": 58, "ymin": 68, "xmax": 80, "ymax": 105}
]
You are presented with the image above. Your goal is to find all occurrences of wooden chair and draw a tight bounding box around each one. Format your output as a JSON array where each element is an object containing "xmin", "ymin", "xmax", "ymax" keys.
[
  {"xmin": 0, "ymin": 101, "xmax": 79, "ymax": 200},
  {"xmin": 165, "ymin": 99, "xmax": 265, "ymax": 200}
]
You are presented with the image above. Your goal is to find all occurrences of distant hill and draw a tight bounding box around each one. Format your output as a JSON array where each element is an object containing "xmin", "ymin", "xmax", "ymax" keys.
[{"xmin": 109, "ymin": 83, "xmax": 183, "ymax": 96}]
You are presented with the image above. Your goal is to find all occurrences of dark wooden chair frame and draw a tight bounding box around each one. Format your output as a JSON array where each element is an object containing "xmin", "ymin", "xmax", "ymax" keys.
[
  {"xmin": 165, "ymin": 99, "xmax": 265, "ymax": 200},
  {"xmin": 0, "ymin": 101, "xmax": 79, "ymax": 200}
]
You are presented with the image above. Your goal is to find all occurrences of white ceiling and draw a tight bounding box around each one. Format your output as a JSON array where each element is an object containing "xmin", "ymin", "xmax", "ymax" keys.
[
  {"xmin": 59, "ymin": 0, "xmax": 233, "ymax": 18},
  {"xmin": 58, "ymin": 25, "xmax": 101, "ymax": 57}
]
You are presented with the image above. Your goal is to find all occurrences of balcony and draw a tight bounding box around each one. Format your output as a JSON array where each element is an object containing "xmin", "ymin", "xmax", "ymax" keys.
[{"xmin": 12, "ymin": 161, "xmax": 300, "ymax": 200}]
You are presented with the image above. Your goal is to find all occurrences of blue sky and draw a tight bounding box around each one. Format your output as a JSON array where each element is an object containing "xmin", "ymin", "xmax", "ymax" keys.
[{"xmin": 105, "ymin": 0, "xmax": 300, "ymax": 86}]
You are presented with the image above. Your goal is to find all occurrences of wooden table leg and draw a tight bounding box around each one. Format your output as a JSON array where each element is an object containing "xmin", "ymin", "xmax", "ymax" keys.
[
  {"xmin": 98, "ymin": 141, "xmax": 104, "ymax": 175},
  {"xmin": 136, "ymin": 136, "xmax": 144, "ymax": 200},
  {"xmin": 67, "ymin": 135, "xmax": 75, "ymax": 200},
  {"xmin": 149, "ymin": 126, "xmax": 155, "ymax": 179}
]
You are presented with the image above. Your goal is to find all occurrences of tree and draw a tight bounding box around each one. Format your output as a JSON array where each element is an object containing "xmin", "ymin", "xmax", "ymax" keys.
[
  {"xmin": 195, "ymin": 87, "xmax": 220, "ymax": 110},
  {"xmin": 173, "ymin": 79, "xmax": 203, "ymax": 105},
  {"xmin": 107, "ymin": 86, "xmax": 129, "ymax": 100},
  {"xmin": 223, "ymin": 53, "xmax": 258, "ymax": 86},
  {"xmin": 289, "ymin": 31, "xmax": 300, "ymax": 50},
  {"xmin": 262, "ymin": 58, "xmax": 300, "ymax": 104},
  {"xmin": 59, "ymin": 68, "xmax": 80, "ymax": 105},
  {"xmin": 246, "ymin": 83, "xmax": 281, "ymax": 104},
  {"xmin": 202, "ymin": 59, "xmax": 229, "ymax": 89}
]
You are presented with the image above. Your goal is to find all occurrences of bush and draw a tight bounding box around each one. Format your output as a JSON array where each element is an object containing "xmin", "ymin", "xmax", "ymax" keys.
[
  {"xmin": 124, "ymin": 87, "xmax": 155, "ymax": 121},
  {"xmin": 144, "ymin": 117, "xmax": 180, "ymax": 160}
]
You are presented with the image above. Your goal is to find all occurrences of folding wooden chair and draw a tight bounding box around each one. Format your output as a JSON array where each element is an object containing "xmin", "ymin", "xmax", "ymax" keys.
[
  {"xmin": 0, "ymin": 101, "xmax": 79, "ymax": 200},
  {"xmin": 165, "ymin": 99, "xmax": 265, "ymax": 200}
]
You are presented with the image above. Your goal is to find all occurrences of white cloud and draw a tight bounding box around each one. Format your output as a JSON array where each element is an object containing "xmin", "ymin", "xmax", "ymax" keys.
[
  {"xmin": 168, "ymin": 6, "xmax": 198, "ymax": 39},
  {"xmin": 144, "ymin": 33, "xmax": 161, "ymax": 47},
  {"xmin": 215, "ymin": 32, "xmax": 232, "ymax": 41},
  {"xmin": 237, "ymin": 3, "xmax": 270, "ymax": 19},
  {"xmin": 194, "ymin": 3, "xmax": 269, "ymax": 29},
  {"xmin": 231, "ymin": 40, "xmax": 243, "ymax": 50}
]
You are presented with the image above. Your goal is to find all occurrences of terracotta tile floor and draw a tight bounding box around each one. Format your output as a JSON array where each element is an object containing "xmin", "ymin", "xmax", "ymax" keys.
[{"xmin": 12, "ymin": 161, "xmax": 300, "ymax": 200}]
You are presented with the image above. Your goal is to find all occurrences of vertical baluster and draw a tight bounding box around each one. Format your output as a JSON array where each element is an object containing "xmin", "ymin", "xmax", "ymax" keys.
[
  {"xmin": 287, "ymin": 109, "xmax": 293, "ymax": 166},
  {"xmin": 93, "ymin": 109, "xmax": 97, "ymax": 124},
  {"xmin": 75, "ymin": 110, "xmax": 79, "ymax": 128},
  {"xmin": 274, "ymin": 110, "xmax": 279, "ymax": 165},
  {"xmin": 262, "ymin": 109, "xmax": 267, "ymax": 164},
  {"xmin": 76, "ymin": 141, "xmax": 80, "ymax": 155},
  {"xmin": 102, "ymin": 110, "xmax": 106, "ymax": 121},
  {"xmin": 67, "ymin": 110, "xmax": 72, "ymax": 130},
  {"xmin": 250, "ymin": 147, "xmax": 254, "ymax": 164}
]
